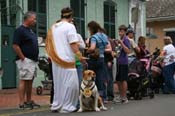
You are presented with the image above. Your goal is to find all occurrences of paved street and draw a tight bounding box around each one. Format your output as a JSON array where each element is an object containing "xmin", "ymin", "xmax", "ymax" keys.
[{"xmin": 0, "ymin": 94, "xmax": 175, "ymax": 116}]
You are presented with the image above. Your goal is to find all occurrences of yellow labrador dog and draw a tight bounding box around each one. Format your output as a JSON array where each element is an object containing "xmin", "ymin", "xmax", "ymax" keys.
[{"xmin": 78, "ymin": 70, "xmax": 107, "ymax": 112}]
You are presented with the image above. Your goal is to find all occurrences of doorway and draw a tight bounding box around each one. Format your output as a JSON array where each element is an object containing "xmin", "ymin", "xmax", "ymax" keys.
[{"xmin": 1, "ymin": 26, "xmax": 16, "ymax": 89}]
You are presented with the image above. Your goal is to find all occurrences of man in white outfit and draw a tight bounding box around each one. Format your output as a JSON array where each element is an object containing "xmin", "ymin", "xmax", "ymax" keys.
[{"xmin": 45, "ymin": 7, "xmax": 86, "ymax": 113}]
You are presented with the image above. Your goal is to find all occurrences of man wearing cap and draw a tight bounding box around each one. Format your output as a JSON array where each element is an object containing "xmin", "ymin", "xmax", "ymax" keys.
[
  {"xmin": 127, "ymin": 28, "xmax": 140, "ymax": 64},
  {"xmin": 45, "ymin": 7, "xmax": 86, "ymax": 113}
]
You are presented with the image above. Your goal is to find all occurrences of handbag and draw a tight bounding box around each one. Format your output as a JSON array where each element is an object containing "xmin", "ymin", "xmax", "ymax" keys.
[{"xmin": 89, "ymin": 47, "xmax": 100, "ymax": 60}]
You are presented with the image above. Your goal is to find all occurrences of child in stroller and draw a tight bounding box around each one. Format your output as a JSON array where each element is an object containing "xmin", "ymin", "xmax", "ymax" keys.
[
  {"xmin": 36, "ymin": 56, "xmax": 53, "ymax": 96},
  {"xmin": 127, "ymin": 55, "xmax": 155, "ymax": 100}
]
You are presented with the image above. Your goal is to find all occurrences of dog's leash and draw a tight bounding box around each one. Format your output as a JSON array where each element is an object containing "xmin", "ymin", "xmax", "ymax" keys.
[{"xmin": 83, "ymin": 58, "xmax": 89, "ymax": 71}]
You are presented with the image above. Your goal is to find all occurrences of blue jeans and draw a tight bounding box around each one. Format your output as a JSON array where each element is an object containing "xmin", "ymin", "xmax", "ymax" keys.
[
  {"xmin": 87, "ymin": 57, "xmax": 106, "ymax": 99},
  {"xmin": 76, "ymin": 64, "xmax": 83, "ymax": 109},
  {"xmin": 163, "ymin": 62, "xmax": 175, "ymax": 94},
  {"xmin": 76, "ymin": 64, "xmax": 83, "ymax": 87},
  {"xmin": 106, "ymin": 63, "xmax": 114, "ymax": 99},
  {"xmin": 128, "ymin": 56, "xmax": 135, "ymax": 65}
]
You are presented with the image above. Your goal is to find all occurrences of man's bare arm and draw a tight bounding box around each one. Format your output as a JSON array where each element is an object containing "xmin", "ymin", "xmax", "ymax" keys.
[
  {"xmin": 70, "ymin": 42, "xmax": 87, "ymax": 63},
  {"xmin": 70, "ymin": 42, "xmax": 80, "ymax": 53},
  {"xmin": 13, "ymin": 44, "xmax": 25, "ymax": 61}
]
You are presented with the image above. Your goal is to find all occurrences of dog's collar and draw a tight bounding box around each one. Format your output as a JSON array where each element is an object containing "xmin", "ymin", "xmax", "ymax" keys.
[{"xmin": 81, "ymin": 82, "xmax": 95, "ymax": 92}]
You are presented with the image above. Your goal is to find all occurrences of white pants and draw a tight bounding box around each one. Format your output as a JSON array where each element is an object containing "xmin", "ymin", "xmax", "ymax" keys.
[{"xmin": 51, "ymin": 62, "xmax": 79, "ymax": 113}]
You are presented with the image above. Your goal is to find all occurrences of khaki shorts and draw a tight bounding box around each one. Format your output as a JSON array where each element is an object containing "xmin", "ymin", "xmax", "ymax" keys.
[{"xmin": 16, "ymin": 58, "xmax": 38, "ymax": 80}]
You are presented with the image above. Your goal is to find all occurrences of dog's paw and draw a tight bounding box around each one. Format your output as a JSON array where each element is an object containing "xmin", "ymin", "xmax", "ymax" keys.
[
  {"xmin": 77, "ymin": 108, "xmax": 83, "ymax": 112},
  {"xmin": 95, "ymin": 107, "xmax": 100, "ymax": 112}
]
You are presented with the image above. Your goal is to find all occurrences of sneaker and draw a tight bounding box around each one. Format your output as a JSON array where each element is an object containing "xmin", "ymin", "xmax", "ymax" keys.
[
  {"xmin": 113, "ymin": 96, "xmax": 122, "ymax": 103},
  {"xmin": 28, "ymin": 101, "xmax": 40, "ymax": 108},
  {"xmin": 121, "ymin": 98, "xmax": 128, "ymax": 104},
  {"xmin": 19, "ymin": 103, "xmax": 33, "ymax": 110}
]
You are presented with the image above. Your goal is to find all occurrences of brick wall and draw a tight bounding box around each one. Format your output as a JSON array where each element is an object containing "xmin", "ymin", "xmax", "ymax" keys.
[{"xmin": 146, "ymin": 20, "xmax": 175, "ymax": 53}]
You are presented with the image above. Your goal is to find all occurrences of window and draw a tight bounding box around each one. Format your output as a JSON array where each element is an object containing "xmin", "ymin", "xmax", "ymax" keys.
[
  {"xmin": 28, "ymin": 0, "xmax": 47, "ymax": 40},
  {"xmin": 70, "ymin": 0, "xmax": 85, "ymax": 38},
  {"xmin": 0, "ymin": 0, "xmax": 17, "ymax": 26},
  {"xmin": 146, "ymin": 27, "xmax": 158, "ymax": 39},
  {"xmin": 9, "ymin": 0, "xmax": 17, "ymax": 25},
  {"xmin": 1, "ymin": 0, "xmax": 7, "ymax": 25},
  {"xmin": 104, "ymin": 1, "xmax": 116, "ymax": 38}
]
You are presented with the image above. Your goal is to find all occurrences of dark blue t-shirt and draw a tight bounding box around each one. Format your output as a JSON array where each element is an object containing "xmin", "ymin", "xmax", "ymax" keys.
[{"xmin": 13, "ymin": 25, "xmax": 39, "ymax": 61}]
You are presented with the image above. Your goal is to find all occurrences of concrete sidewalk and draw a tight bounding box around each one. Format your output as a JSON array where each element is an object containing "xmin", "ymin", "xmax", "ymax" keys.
[{"xmin": 0, "ymin": 88, "xmax": 50, "ymax": 110}]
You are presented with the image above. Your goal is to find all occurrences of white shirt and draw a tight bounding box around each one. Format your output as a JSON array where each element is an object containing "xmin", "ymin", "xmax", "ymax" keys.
[
  {"xmin": 77, "ymin": 33, "xmax": 85, "ymax": 49},
  {"xmin": 163, "ymin": 44, "xmax": 175, "ymax": 66},
  {"xmin": 52, "ymin": 21, "xmax": 79, "ymax": 62},
  {"xmin": 128, "ymin": 38, "xmax": 137, "ymax": 56}
]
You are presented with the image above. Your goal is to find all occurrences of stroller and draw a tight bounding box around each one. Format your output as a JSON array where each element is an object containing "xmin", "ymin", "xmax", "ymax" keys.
[
  {"xmin": 150, "ymin": 48, "xmax": 164, "ymax": 93},
  {"xmin": 36, "ymin": 56, "xmax": 52, "ymax": 95},
  {"xmin": 127, "ymin": 55, "xmax": 154, "ymax": 100}
]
